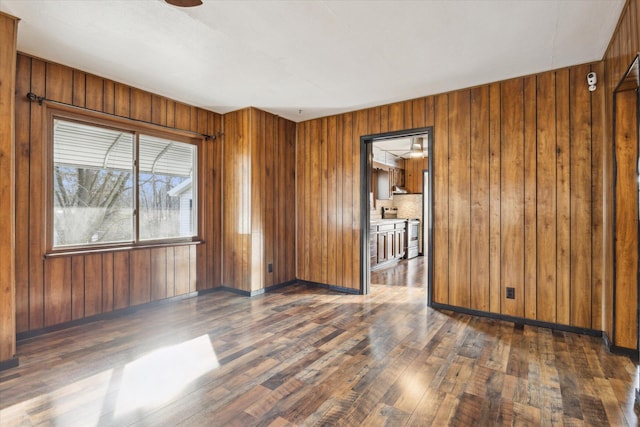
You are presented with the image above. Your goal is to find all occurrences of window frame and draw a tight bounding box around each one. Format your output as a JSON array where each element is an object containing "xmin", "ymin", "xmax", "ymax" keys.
[{"xmin": 45, "ymin": 105, "xmax": 203, "ymax": 256}]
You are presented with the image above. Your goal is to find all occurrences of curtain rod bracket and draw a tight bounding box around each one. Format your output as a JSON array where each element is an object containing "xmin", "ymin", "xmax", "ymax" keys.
[{"xmin": 26, "ymin": 92, "xmax": 45, "ymax": 105}]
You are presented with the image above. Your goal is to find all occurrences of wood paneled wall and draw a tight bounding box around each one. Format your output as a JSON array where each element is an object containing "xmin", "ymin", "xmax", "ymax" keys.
[
  {"xmin": 223, "ymin": 108, "xmax": 296, "ymax": 293},
  {"xmin": 404, "ymin": 157, "xmax": 428, "ymax": 194},
  {"xmin": 602, "ymin": 0, "xmax": 640, "ymax": 349},
  {"xmin": 0, "ymin": 12, "xmax": 18, "ymax": 366},
  {"xmin": 296, "ymin": 64, "xmax": 605, "ymax": 332},
  {"xmin": 14, "ymin": 53, "xmax": 223, "ymax": 334}
]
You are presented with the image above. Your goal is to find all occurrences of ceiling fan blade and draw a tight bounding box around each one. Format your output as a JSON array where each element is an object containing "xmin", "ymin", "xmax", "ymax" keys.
[{"xmin": 165, "ymin": 0, "xmax": 203, "ymax": 7}]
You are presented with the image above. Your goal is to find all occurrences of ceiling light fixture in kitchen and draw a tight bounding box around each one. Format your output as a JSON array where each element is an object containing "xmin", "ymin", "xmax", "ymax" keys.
[{"xmin": 409, "ymin": 137, "xmax": 423, "ymax": 158}]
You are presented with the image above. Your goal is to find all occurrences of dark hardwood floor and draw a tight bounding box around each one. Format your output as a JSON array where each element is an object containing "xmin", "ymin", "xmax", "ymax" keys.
[{"xmin": 1, "ymin": 258, "xmax": 638, "ymax": 426}]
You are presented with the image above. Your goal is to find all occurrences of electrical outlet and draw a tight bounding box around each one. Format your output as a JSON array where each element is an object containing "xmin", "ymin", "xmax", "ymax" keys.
[
  {"xmin": 268, "ymin": 263, "xmax": 273, "ymax": 273},
  {"xmin": 506, "ymin": 287, "xmax": 515, "ymax": 299}
]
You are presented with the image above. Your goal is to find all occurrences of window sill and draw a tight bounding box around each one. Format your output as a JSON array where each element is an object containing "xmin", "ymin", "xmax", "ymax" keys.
[{"xmin": 44, "ymin": 239, "xmax": 203, "ymax": 258}]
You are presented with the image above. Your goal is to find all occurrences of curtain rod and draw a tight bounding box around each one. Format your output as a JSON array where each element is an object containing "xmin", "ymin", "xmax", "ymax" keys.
[{"xmin": 25, "ymin": 92, "xmax": 222, "ymax": 141}]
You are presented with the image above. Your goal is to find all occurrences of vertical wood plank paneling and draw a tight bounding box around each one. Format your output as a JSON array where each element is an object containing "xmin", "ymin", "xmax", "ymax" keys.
[
  {"xmin": 273, "ymin": 117, "xmax": 282, "ymax": 284},
  {"xmin": 296, "ymin": 121, "xmax": 306, "ymax": 279},
  {"xmin": 130, "ymin": 89, "xmax": 152, "ymax": 123},
  {"xmin": 114, "ymin": 83, "xmax": 130, "ymax": 118},
  {"xmin": 425, "ymin": 96, "xmax": 435, "ymax": 127},
  {"xmin": 321, "ymin": 117, "xmax": 329, "ymax": 284},
  {"xmin": 327, "ymin": 116, "xmax": 338, "ymax": 286},
  {"xmin": 240, "ymin": 110, "xmax": 251, "ymax": 292},
  {"xmin": 303, "ymin": 121, "xmax": 312, "ymax": 282},
  {"xmin": 488, "ymin": 83, "xmax": 501, "ymax": 314},
  {"xmin": 175, "ymin": 102, "xmax": 191, "ymax": 132},
  {"xmin": 470, "ymin": 86, "xmax": 490, "ymax": 312},
  {"xmin": 45, "ymin": 62, "xmax": 73, "ymax": 104},
  {"xmin": 448, "ymin": 90, "xmax": 471, "ymax": 308},
  {"xmin": 556, "ymin": 69, "xmax": 571, "ymax": 326},
  {"xmin": 84, "ymin": 254, "xmax": 102, "ymax": 317},
  {"xmin": 150, "ymin": 248, "xmax": 167, "ymax": 301},
  {"xmin": 72, "ymin": 70, "xmax": 86, "ymax": 108},
  {"xmin": 190, "ymin": 106, "xmax": 198, "ymax": 133},
  {"xmin": 413, "ymin": 98, "xmax": 426, "ymax": 128},
  {"xmin": 403, "ymin": 100, "xmax": 413, "ymax": 129},
  {"xmin": 310, "ymin": 119, "xmax": 322, "ymax": 282},
  {"xmin": 352, "ymin": 111, "xmax": 365, "ymax": 289},
  {"xmin": 44, "ymin": 257, "xmax": 71, "ymax": 327},
  {"xmin": 29, "ymin": 59, "xmax": 46, "ymax": 330},
  {"xmin": 500, "ymin": 78, "xmax": 525, "ymax": 318},
  {"xmin": 433, "ymin": 94, "xmax": 449, "ymax": 303},
  {"xmin": 250, "ymin": 109, "xmax": 264, "ymax": 292},
  {"xmin": 209, "ymin": 113, "xmax": 223, "ymax": 288},
  {"xmin": 189, "ymin": 245, "xmax": 197, "ymax": 292},
  {"xmin": 166, "ymin": 247, "xmax": 176, "ymax": 298},
  {"xmin": 614, "ymin": 89, "xmax": 638, "ymax": 349},
  {"xmin": 113, "ymin": 252, "xmax": 130, "ymax": 310},
  {"xmin": 523, "ymin": 76, "xmax": 538, "ymax": 320},
  {"xmin": 570, "ymin": 64, "xmax": 593, "ymax": 328},
  {"xmin": 130, "ymin": 250, "xmax": 151, "ymax": 306},
  {"xmin": 166, "ymin": 100, "xmax": 176, "ymax": 128},
  {"xmin": 536, "ymin": 72, "xmax": 557, "ymax": 323},
  {"xmin": 335, "ymin": 117, "xmax": 344, "ymax": 287},
  {"xmin": 379, "ymin": 105, "xmax": 390, "ymax": 133},
  {"xmin": 14, "ymin": 54, "xmax": 224, "ymax": 334},
  {"xmin": 223, "ymin": 111, "xmax": 236, "ymax": 288},
  {"xmin": 103, "ymin": 80, "xmax": 115, "ymax": 115},
  {"xmin": 368, "ymin": 107, "xmax": 380, "ymax": 136},
  {"xmin": 175, "ymin": 246, "xmax": 190, "ymax": 295},
  {"xmin": 102, "ymin": 253, "xmax": 114, "ymax": 313},
  {"xmin": 85, "ymin": 74, "xmax": 104, "ymax": 112},
  {"xmin": 604, "ymin": 0, "xmax": 640, "ymax": 349},
  {"xmin": 71, "ymin": 256, "xmax": 84, "ymax": 320},
  {"xmin": 151, "ymin": 95, "xmax": 167, "ymax": 127},
  {"xmin": 14, "ymin": 54, "xmax": 30, "ymax": 333},
  {"xmin": 342, "ymin": 113, "xmax": 354, "ymax": 289},
  {"xmin": 591, "ymin": 61, "xmax": 605, "ymax": 331},
  {"xmin": 389, "ymin": 102, "xmax": 404, "ymax": 132}
]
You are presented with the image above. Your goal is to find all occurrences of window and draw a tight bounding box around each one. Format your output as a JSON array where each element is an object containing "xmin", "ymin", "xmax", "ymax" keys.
[{"xmin": 50, "ymin": 112, "xmax": 198, "ymax": 250}]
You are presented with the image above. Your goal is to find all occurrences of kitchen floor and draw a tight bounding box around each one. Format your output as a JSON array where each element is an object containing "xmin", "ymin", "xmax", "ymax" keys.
[{"xmin": 370, "ymin": 256, "xmax": 428, "ymax": 288}]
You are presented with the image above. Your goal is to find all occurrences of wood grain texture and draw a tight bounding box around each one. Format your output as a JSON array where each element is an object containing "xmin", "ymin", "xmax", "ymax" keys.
[
  {"xmin": 296, "ymin": 62, "xmax": 603, "ymax": 331},
  {"xmin": 602, "ymin": 0, "xmax": 639, "ymax": 348},
  {"xmin": 448, "ymin": 89, "xmax": 471, "ymax": 308},
  {"xmin": 222, "ymin": 108, "xmax": 296, "ymax": 293},
  {"xmin": 556, "ymin": 69, "xmax": 571, "ymax": 326},
  {"xmin": 0, "ymin": 13, "xmax": 18, "ymax": 364},
  {"xmin": 500, "ymin": 78, "xmax": 524, "ymax": 318},
  {"xmin": 13, "ymin": 54, "xmax": 219, "ymax": 335},
  {"xmin": 14, "ymin": 53, "xmax": 30, "ymax": 334},
  {"xmin": 569, "ymin": 64, "xmax": 593, "ymax": 329},
  {"xmin": 613, "ymin": 89, "xmax": 638, "ymax": 350},
  {"xmin": 523, "ymin": 76, "xmax": 537, "ymax": 320},
  {"xmin": 433, "ymin": 94, "xmax": 449, "ymax": 303},
  {"xmin": 488, "ymin": 83, "xmax": 501, "ymax": 314},
  {"xmin": 1, "ymin": 276, "xmax": 636, "ymax": 426},
  {"xmin": 470, "ymin": 86, "xmax": 490, "ymax": 312},
  {"xmin": 590, "ymin": 61, "xmax": 605, "ymax": 331},
  {"xmin": 536, "ymin": 72, "xmax": 557, "ymax": 323}
]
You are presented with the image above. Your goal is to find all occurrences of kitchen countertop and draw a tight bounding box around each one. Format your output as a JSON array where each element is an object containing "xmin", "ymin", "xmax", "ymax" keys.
[{"xmin": 370, "ymin": 218, "xmax": 412, "ymax": 225}]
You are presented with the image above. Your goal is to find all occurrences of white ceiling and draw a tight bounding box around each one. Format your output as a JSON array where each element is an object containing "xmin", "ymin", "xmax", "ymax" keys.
[{"xmin": 0, "ymin": 0, "xmax": 625, "ymax": 122}]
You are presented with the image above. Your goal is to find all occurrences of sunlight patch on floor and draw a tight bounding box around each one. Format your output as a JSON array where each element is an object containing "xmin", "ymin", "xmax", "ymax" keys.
[{"xmin": 114, "ymin": 334, "xmax": 218, "ymax": 418}]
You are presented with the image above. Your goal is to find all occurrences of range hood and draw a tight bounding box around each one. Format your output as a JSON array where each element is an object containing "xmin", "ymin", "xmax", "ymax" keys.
[{"xmin": 392, "ymin": 185, "xmax": 408, "ymax": 194}]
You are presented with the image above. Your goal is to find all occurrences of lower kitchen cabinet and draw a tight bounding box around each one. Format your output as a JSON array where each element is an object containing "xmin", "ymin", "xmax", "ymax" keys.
[{"xmin": 370, "ymin": 220, "xmax": 406, "ymax": 271}]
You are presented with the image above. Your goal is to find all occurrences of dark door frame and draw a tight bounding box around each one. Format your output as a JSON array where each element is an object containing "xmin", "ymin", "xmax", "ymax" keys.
[
  {"xmin": 359, "ymin": 127, "xmax": 434, "ymax": 298},
  {"xmin": 612, "ymin": 55, "xmax": 640, "ymax": 356}
]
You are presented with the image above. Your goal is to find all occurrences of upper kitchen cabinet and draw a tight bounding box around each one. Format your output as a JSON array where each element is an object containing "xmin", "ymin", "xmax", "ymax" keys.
[{"xmin": 405, "ymin": 157, "xmax": 428, "ymax": 193}]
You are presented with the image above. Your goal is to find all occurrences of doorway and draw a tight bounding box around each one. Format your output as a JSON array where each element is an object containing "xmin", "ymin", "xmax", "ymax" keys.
[{"xmin": 359, "ymin": 127, "xmax": 434, "ymax": 296}]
